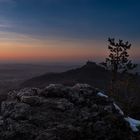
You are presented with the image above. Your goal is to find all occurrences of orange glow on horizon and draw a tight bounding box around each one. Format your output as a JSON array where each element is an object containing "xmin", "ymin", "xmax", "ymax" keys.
[
  {"xmin": 0, "ymin": 37, "xmax": 108, "ymax": 62},
  {"xmin": 0, "ymin": 32, "xmax": 139, "ymax": 62}
]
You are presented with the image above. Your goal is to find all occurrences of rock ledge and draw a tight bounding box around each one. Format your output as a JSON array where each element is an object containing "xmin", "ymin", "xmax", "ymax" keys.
[{"xmin": 0, "ymin": 84, "xmax": 139, "ymax": 140}]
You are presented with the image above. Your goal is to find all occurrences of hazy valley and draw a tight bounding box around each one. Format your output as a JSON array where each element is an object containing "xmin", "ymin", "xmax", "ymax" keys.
[{"xmin": 0, "ymin": 63, "xmax": 80, "ymax": 94}]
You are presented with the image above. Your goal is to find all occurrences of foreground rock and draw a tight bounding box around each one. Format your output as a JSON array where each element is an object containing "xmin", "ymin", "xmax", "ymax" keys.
[{"xmin": 0, "ymin": 84, "xmax": 139, "ymax": 140}]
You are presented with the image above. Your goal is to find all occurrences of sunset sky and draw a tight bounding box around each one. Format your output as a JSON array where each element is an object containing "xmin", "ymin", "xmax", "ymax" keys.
[{"xmin": 0, "ymin": 0, "xmax": 140, "ymax": 63}]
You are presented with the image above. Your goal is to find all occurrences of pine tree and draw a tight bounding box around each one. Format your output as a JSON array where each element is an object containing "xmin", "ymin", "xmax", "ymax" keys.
[{"xmin": 101, "ymin": 38, "xmax": 137, "ymax": 82}]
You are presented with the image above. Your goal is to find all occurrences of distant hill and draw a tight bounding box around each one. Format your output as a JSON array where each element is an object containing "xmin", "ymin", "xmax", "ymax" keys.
[
  {"xmin": 0, "ymin": 63, "xmax": 79, "ymax": 94},
  {"xmin": 21, "ymin": 62, "xmax": 111, "ymax": 89}
]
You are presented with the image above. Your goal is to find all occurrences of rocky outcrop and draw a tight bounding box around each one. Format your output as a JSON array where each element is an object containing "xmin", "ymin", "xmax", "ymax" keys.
[{"xmin": 0, "ymin": 84, "xmax": 139, "ymax": 140}]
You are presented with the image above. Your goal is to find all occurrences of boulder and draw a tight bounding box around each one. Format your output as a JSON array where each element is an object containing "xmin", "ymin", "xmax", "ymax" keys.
[
  {"xmin": 20, "ymin": 96, "xmax": 41, "ymax": 106},
  {"xmin": 17, "ymin": 88, "xmax": 39, "ymax": 98},
  {"xmin": 1, "ymin": 101, "xmax": 31, "ymax": 120},
  {"xmin": 39, "ymin": 84, "xmax": 65, "ymax": 98}
]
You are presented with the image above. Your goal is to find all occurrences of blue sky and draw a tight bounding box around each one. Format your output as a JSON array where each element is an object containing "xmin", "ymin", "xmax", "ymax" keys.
[{"xmin": 0, "ymin": 0, "xmax": 140, "ymax": 62}]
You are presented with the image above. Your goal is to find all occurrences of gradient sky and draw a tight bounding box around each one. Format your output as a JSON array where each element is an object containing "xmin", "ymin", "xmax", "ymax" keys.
[{"xmin": 0, "ymin": 0, "xmax": 140, "ymax": 63}]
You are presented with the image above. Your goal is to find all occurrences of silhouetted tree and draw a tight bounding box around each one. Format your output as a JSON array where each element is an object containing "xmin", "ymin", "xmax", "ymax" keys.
[{"xmin": 101, "ymin": 38, "xmax": 137, "ymax": 82}]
